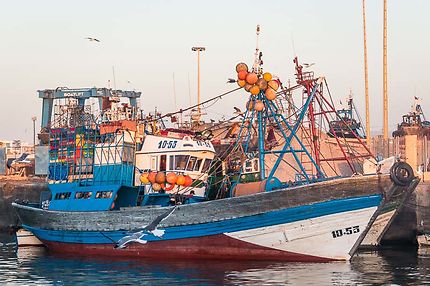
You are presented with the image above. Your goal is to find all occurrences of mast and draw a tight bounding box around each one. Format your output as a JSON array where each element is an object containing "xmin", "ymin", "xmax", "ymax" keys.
[
  {"xmin": 362, "ymin": 0, "xmax": 371, "ymax": 146},
  {"xmin": 254, "ymin": 25, "xmax": 265, "ymax": 179},
  {"xmin": 383, "ymin": 0, "xmax": 388, "ymax": 139}
]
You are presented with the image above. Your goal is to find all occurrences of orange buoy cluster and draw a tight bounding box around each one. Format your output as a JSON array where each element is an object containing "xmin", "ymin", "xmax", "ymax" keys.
[
  {"xmin": 140, "ymin": 171, "xmax": 193, "ymax": 191},
  {"xmin": 235, "ymin": 63, "xmax": 280, "ymax": 110}
]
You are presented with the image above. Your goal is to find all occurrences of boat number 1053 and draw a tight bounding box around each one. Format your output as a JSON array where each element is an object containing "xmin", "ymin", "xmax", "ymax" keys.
[
  {"xmin": 158, "ymin": 140, "xmax": 177, "ymax": 149},
  {"xmin": 331, "ymin": 226, "xmax": 360, "ymax": 238}
]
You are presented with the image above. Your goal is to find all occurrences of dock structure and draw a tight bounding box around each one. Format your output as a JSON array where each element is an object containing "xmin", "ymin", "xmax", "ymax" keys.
[
  {"xmin": 370, "ymin": 98, "xmax": 430, "ymax": 244},
  {"xmin": 38, "ymin": 87, "xmax": 142, "ymax": 130}
]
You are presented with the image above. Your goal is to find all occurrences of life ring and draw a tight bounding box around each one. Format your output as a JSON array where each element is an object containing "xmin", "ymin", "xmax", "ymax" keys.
[
  {"xmin": 162, "ymin": 183, "xmax": 175, "ymax": 192},
  {"xmin": 390, "ymin": 161, "xmax": 414, "ymax": 186}
]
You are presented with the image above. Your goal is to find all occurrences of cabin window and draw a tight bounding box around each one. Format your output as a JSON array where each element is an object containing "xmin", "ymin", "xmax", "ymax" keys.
[
  {"xmin": 244, "ymin": 158, "xmax": 259, "ymax": 173},
  {"xmin": 54, "ymin": 192, "xmax": 71, "ymax": 200},
  {"xmin": 160, "ymin": 155, "xmax": 167, "ymax": 171},
  {"xmin": 95, "ymin": 191, "xmax": 113, "ymax": 199},
  {"xmin": 253, "ymin": 159, "xmax": 259, "ymax": 172},
  {"xmin": 151, "ymin": 156, "xmax": 158, "ymax": 170},
  {"xmin": 186, "ymin": 156, "xmax": 197, "ymax": 171},
  {"xmin": 201, "ymin": 159, "xmax": 212, "ymax": 173},
  {"xmin": 75, "ymin": 191, "xmax": 93, "ymax": 199},
  {"xmin": 174, "ymin": 155, "xmax": 189, "ymax": 170},
  {"xmin": 244, "ymin": 160, "xmax": 253, "ymax": 173},
  {"xmin": 169, "ymin": 155, "xmax": 174, "ymax": 170},
  {"xmin": 194, "ymin": 158, "xmax": 203, "ymax": 172}
]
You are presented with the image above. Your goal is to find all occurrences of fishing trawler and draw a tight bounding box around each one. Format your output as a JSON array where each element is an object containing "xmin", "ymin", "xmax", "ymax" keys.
[
  {"xmin": 12, "ymin": 27, "xmax": 418, "ymax": 262},
  {"xmin": 328, "ymin": 91, "xmax": 366, "ymax": 139}
]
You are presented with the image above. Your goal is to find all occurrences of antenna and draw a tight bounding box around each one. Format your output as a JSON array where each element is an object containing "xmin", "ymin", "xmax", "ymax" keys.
[
  {"xmin": 291, "ymin": 33, "xmax": 297, "ymax": 57},
  {"xmin": 112, "ymin": 66, "xmax": 117, "ymax": 90},
  {"xmin": 188, "ymin": 72, "xmax": 191, "ymax": 106},
  {"xmin": 173, "ymin": 73, "xmax": 177, "ymax": 110},
  {"xmin": 252, "ymin": 25, "xmax": 262, "ymax": 74}
]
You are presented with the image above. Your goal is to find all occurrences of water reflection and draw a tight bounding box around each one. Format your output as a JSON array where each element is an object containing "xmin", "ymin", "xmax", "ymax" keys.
[{"xmin": 2, "ymin": 241, "xmax": 430, "ymax": 285}]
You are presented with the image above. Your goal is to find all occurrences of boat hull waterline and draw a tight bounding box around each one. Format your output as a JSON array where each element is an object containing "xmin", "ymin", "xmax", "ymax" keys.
[{"xmin": 13, "ymin": 174, "xmax": 412, "ymax": 261}]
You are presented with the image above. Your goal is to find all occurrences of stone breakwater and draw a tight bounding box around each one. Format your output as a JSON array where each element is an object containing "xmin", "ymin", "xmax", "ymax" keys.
[{"xmin": 0, "ymin": 177, "xmax": 48, "ymax": 232}]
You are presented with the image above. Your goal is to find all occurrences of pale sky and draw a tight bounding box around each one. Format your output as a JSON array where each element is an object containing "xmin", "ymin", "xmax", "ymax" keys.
[{"xmin": 0, "ymin": 0, "xmax": 429, "ymax": 142}]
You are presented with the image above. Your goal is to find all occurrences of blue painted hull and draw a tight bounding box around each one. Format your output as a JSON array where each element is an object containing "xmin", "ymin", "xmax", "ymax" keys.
[{"xmin": 24, "ymin": 195, "xmax": 381, "ymax": 245}]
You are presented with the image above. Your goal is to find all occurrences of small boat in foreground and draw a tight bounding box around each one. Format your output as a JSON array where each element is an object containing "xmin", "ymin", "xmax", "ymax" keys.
[{"xmin": 16, "ymin": 228, "xmax": 43, "ymax": 247}]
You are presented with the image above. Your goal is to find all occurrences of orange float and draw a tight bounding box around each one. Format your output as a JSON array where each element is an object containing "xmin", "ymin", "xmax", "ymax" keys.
[
  {"xmin": 268, "ymin": 80, "xmax": 279, "ymax": 91},
  {"xmin": 237, "ymin": 79, "xmax": 246, "ymax": 87},
  {"xmin": 265, "ymin": 88, "xmax": 277, "ymax": 101},
  {"xmin": 183, "ymin": 175, "xmax": 193, "ymax": 187},
  {"xmin": 176, "ymin": 175, "xmax": 186, "ymax": 186},
  {"xmin": 245, "ymin": 73, "xmax": 258, "ymax": 85},
  {"xmin": 155, "ymin": 172, "xmax": 166, "ymax": 184},
  {"xmin": 237, "ymin": 70, "xmax": 248, "ymax": 80},
  {"xmin": 249, "ymin": 85, "xmax": 260, "ymax": 95},
  {"xmin": 244, "ymin": 83, "xmax": 253, "ymax": 92},
  {"xmin": 152, "ymin": 183, "xmax": 162, "ymax": 191},
  {"xmin": 148, "ymin": 172, "xmax": 157, "ymax": 184},
  {"xmin": 236, "ymin": 62, "xmax": 248, "ymax": 73},
  {"xmin": 139, "ymin": 173, "xmax": 150, "ymax": 184},
  {"xmin": 166, "ymin": 172, "xmax": 178, "ymax": 184},
  {"xmin": 256, "ymin": 78, "xmax": 268, "ymax": 90},
  {"xmin": 254, "ymin": 100, "xmax": 265, "ymax": 111},
  {"xmin": 263, "ymin": 72, "xmax": 272, "ymax": 81}
]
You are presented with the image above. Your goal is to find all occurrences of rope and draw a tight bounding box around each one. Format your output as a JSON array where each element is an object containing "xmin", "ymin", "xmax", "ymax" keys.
[{"xmin": 141, "ymin": 87, "xmax": 241, "ymax": 123}]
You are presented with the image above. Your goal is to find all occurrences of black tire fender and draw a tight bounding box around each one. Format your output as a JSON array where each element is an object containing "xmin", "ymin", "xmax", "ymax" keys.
[{"xmin": 390, "ymin": 161, "xmax": 414, "ymax": 186}]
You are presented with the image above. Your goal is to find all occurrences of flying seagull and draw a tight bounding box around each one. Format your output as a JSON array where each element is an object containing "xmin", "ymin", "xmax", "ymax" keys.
[
  {"xmin": 85, "ymin": 37, "xmax": 100, "ymax": 42},
  {"xmin": 114, "ymin": 206, "xmax": 177, "ymax": 249},
  {"xmin": 303, "ymin": 63, "xmax": 315, "ymax": 68}
]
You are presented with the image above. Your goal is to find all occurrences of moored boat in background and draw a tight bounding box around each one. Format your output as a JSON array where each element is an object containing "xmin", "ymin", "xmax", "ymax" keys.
[{"xmin": 16, "ymin": 228, "xmax": 43, "ymax": 247}]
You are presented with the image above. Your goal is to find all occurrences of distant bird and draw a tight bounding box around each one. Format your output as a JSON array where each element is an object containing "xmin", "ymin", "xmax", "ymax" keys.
[
  {"xmin": 303, "ymin": 63, "xmax": 315, "ymax": 68},
  {"xmin": 114, "ymin": 206, "xmax": 177, "ymax": 249},
  {"xmin": 233, "ymin": 107, "xmax": 242, "ymax": 113},
  {"xmin": 85, "ymin": 37, "xmax": 100, "ymax": 42},
  {"xmin": 227, "ymin": 78, "xmax": 236, "ymax": 83}
]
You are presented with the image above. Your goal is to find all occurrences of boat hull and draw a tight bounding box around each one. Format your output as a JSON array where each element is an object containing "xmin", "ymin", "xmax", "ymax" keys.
[
  {"xmin": 16, "ymin": 229, "xmax": 44, "ymax": 247},
  {"xmin": 12, "ymin": 174, "xmax": 416, "ymax": 261},
  {"xmin": 28, "ymin": 204, "xmax": 377, "ymax": 261}
]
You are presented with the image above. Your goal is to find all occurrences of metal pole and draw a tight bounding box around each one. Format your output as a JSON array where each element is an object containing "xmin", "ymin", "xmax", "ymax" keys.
[
  {"xmin": 31, "ymin": 116, "xmax": 37, "ymax": 151},
  {"xmin": 383, "ymin": 0, "xmax": 388, "ymax": 140},
  {"xmin": 362, "ymin": 0, "xmax": 371, "ymax": 146},
  {"xmin": 258, "ymin": 94, "xmax": 265, "ymax": 180},
  {"xmin": 191, "ymin": 46, "xmax": 206, "ymax": 122},
  {"xmin": 197, "ymin": 50, "xmax": 201, "ymax": 115}
]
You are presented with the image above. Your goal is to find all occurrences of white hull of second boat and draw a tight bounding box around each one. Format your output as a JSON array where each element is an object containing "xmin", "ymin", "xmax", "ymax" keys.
[{"xmin": 16, "ymin": 229, "xmax": 44, "ymax": 247}]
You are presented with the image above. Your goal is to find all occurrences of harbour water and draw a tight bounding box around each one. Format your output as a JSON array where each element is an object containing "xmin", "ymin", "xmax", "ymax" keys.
[{"xmin": 2, "ymin": 234, "xmax": 430, "ymax": 285}]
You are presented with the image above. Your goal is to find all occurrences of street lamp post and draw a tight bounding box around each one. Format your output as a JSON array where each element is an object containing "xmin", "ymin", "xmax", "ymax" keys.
[
  {"xmin": 191, "ymin": 46, "xmax": 206, "ymax": 121},
  {"xmin": 31, "ymin": 116, "xmax": 37, "ymax": 153}
]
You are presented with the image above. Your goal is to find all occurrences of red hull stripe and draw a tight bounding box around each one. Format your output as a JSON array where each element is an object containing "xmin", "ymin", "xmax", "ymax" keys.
[{"xmin": 43, "ymin": 234, "xmax": 335, "ymax": 262}]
